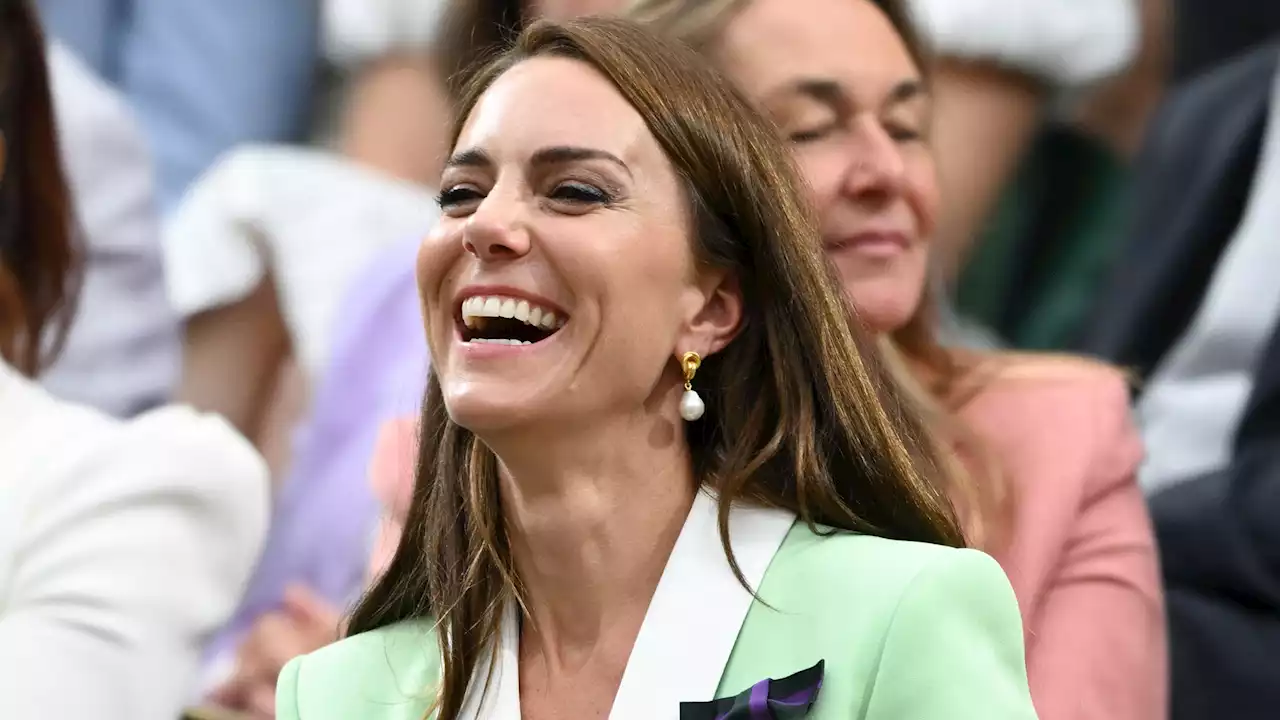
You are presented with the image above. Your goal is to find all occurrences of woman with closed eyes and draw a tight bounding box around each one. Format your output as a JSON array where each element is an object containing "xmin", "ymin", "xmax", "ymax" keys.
[
  {"xmin": 275, "ymin": 16, "xmax": 1039, "ymax": 720},
  {"xmin": 633, "ymin": 1, "xmax": 1168, "ymax": 718}
]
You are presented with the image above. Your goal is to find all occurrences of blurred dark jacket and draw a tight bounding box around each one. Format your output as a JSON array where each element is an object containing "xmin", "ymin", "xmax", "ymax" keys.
[
  {"xmin": 1079, "ymin": 42, "xmax": 1278, "ymax": 375},
  {"xmin": 1150, "ymin": 318, "xmax": 1280, "ymax": 720},
  {"xmin": 1079, "ymin": 42, "xmax": 1280, "ymax": 720}
]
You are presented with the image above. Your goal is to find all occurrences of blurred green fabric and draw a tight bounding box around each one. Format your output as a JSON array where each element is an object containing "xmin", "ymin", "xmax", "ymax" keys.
[{"xmin": 955, "ymin": 126, "xmax": 1133, "ymax": 350}]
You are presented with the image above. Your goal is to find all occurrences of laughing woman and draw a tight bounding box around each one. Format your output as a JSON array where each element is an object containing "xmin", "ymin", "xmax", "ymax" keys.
[{"xmin": 277, "ymin": 17, "xmax": 1039, "ymax": 720}]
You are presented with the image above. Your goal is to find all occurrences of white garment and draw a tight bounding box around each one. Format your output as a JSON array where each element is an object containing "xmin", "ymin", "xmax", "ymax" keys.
[
  {"xmin": 162, "ymin": 146, "xmax": 440, "ymax": 378},
  {"xmin": 41, "ymin": 42, "xmax": 181, "ymax": 416},
  {"xmin": 1137, "ymin": 67, "xmax": 1280, "ymax": 494},
  {"xmin": 323, "ymin": 0, "xmax": 447, "ymax": 68},
  {"xmin": 0, "ymin": 360, "xmax": 269, "ymax": 720},
  {"xmin": 909, "ymin": 0, "xmax": 1139, "ymax": 87}
]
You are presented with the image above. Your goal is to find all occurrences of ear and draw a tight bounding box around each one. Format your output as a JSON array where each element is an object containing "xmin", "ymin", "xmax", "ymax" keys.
[{"xmin": 676, "ymin": 269, "xmax": 742, "ymax": 359}]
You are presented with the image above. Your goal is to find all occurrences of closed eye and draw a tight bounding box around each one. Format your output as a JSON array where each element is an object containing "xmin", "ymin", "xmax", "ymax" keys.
[
  {"xmin": 549, "ymin": 181, "xmax": 611, "ymax": 205},
  {"xmin": 437, "ymin": 186, "xmax": 483, "ymax": 214},
  {"xmin": 788, "ymin": 122, "xmax": 838, "ymax": 145},
  {"xmin": 890, "ymin": 126, "xmax": 921, "ymax": 142}
]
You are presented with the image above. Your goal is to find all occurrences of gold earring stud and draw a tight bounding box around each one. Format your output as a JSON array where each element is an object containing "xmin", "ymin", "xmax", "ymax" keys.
[{"xmin": 679, "ymin": 351, "xmax": 704, "ymax": 421}]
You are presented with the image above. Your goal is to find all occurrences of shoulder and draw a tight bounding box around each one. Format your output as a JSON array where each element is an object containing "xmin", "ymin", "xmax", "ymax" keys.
[
  {"xmin": 116, "ymin": 405, "xmax": 270, "ymax": 497},
  {"xmin": 280, "ymin": 620, "xmax": 441, "ymax": 719},
  {"xmin": 6, "ymin": 387, "xmax": 268, "ymax": 548},
  {"xmin": 761, "ymin": 529, "xmax": 1037, "ymax": 716},
  {"xmin": 972, "ymin": 352, "xmax": 1131, "ymax": 399},
  {"xmin": 960, "ymin": 353, "xmax": 1136, "ymax": 449},
  {"xmin": 83, "ymin": 404, "xmax": 267, "ymax": 500},
  {"xmin": 765, "ymin": 526, "xmax": 1017, "ymax": 625}
]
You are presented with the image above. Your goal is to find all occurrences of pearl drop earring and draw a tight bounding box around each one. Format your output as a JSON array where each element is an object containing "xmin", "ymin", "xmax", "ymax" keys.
[{"xmin": 679, "ymin": 351, "xmax": 705, "ymax": 422}]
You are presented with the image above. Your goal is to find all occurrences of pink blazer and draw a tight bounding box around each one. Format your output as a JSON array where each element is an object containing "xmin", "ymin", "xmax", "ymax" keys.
[
  {"xmin": 365, "ymin": 359, "xmax": 1167, "ymax": 720},
  {"xmin": 961, "ymin": 358, "xmax": 1166, "ymax": 720}
]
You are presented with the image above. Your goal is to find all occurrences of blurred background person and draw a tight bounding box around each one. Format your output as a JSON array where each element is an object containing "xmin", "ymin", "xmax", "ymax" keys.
[
  {"xmin": 914, "ymin": 0, "xmax": 1146, "ymax": 281},
  {"xmin": 1079, "ymin": 37, "xmax": 1280, "ymax": 720},
  {"xmin": 33, "ymin": 0, "xmax": 318, "ymax": 214},
  {"xmin": 39, "ymin": 39, "xmax": 178, "ymax": 417},
  {"xmin": 157, "ymin": 0, "xmax": 453, "ymax": 478},
  {"xmin": 0, "ymin": 3, "xmax": 269, "ymax": 718}
]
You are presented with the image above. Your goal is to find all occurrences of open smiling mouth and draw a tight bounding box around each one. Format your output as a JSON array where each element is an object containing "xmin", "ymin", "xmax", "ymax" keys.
[{"xmin": 459, "ymin": 295, "xmax": 568, "ymax": 346}]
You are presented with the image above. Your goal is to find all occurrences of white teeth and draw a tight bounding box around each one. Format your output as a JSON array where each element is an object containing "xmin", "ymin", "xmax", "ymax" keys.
[
  {"xmin": 460, "ymin": 294, "xmax": 569, "ymax": 344},
  {"xmin": 460, "ymin": 294, "xmax": 567, "ymax": 331}
]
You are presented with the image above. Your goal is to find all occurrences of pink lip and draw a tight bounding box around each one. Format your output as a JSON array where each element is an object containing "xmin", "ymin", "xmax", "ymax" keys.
[
  {"xmin": 825, "ymin": 231, "xmax": 911, "ymax": 259},
  {"xmin": 455, "ymin": 336, "xmax": 557, "ymax": 359}
]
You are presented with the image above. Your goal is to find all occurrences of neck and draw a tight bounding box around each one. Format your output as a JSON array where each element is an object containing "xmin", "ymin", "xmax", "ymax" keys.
[{"xmin": 492, "ymin": 407, "xmax": 696, "ymax": 674}]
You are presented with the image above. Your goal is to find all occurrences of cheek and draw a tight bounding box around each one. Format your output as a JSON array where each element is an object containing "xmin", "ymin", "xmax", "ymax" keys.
[
  {"xmin": 600, "ymin": 246, "xmax": 689, "ymax": 337},
  {"xmin": 903, "ymin": 151, "xmax": 941, "ymax": 242},
  {"xmin": 572, "ymin": 231, "xmax": 692, "ymax": 377},
  {"xmin": 416, "ymin": 229, "xmax": 462, "ymax": 342},
  {"xmin": 794, "ymin": 147, "xmax": 846, "ymax": 212},
  {"xmin": 837, "ymin": 250, "xmax": 929, "ymax": 333}
]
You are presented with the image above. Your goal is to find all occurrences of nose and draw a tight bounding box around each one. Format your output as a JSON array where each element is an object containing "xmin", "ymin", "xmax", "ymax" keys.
[
  {"xmin": 461, "ymin": 190, "xmax": 532, "ymax": 263},
  {"xmin": 838, "ymin": 119, "xmax": 907, "ymax": 206}
]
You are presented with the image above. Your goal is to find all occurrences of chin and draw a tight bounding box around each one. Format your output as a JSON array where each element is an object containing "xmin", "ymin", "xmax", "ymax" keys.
[
  {"xmin": 440, "ymin": 383, "xmax": 537, "ymax": 435},
  {"xmin": 843, "ymin": 278, "xmax": 924, "ymax": 335}
]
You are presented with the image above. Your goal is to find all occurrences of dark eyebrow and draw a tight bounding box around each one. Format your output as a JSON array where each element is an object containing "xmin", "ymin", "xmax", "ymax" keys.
[
  {"xmin": 772, "ymin": 77, "xmax": 927, "ymax": 114},
  {"xmin": 445, "ymin": 147, "xmax": 492, "ymax": 170},
  {"xmin": 884, "ymin": 79, "xmax": 927, "ymax": 110},
  {"xmin": 786, "ymin": 79, "xmax": 850, "ymax": 115},
  {"xmin": 444, "ymin": 145, "xmax": 632, "ymax": 177},
  {"xmin": 531, "ymin": 146, "xmax": 632, "ymax": 177}
]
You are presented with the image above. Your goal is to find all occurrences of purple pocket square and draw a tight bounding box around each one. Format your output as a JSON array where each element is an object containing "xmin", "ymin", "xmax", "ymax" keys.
[{"xmin": 679, "ymin": 659, "xmax": 824, "ymax": 719}]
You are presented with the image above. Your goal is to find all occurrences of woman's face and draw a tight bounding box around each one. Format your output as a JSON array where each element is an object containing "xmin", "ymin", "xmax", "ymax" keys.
[
  {"xmin": 715, "ymin": 0, "xmax": 938, "ymax": 334},
  {"xmin": 419, "ymin": 56, "xmax": 739, "ymax": 433}
]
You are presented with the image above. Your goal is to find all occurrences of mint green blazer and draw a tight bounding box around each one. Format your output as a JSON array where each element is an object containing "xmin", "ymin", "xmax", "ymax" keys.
[{"xmin": 277, "ymin": 519, "xmax": 1039, "ymax": 719}]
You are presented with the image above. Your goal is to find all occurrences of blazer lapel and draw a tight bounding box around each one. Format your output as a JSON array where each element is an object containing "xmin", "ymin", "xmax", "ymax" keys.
[
  {"xmin": 608, "ymin": 491, "xmax": 796, "ymax": 719},
  {"xmin": 457, "ymin": 604, "xmax": 521, "ymax": 720},
  {"xmin": 456, "ymin": 491, "xmax": 796, "ymax": 719}
]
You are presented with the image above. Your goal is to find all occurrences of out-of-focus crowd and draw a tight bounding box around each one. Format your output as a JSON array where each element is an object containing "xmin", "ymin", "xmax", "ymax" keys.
[{"xmin": 1, "ymin": 0, "xmax": 1279, "ymax": 718}]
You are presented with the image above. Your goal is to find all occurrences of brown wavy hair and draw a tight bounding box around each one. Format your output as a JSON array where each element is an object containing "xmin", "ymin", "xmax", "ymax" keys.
[
  {"xmin": 349, "ymin": 16, "xmax": 964, "ymax": 719},
  {"xmin": 433, "ymin": 0, "xmax": 526, "ymax": 101},
  {"xmin": 0, "ymin": 0, "xmax": 79, "ymax": 375},
  {"xmin": 631, "ymin": 0, "xmax": 1009, "ymax": 547}
]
